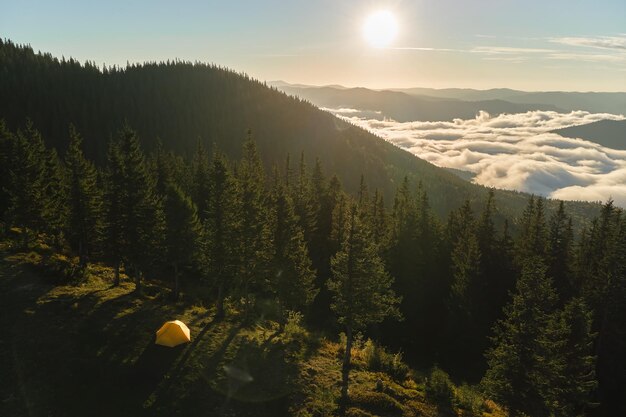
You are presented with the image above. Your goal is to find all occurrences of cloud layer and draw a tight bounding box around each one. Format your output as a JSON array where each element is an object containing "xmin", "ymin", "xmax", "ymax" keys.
[{"xmin": 333, "ymin": 110, "xmax": 626, "ymax": 206}]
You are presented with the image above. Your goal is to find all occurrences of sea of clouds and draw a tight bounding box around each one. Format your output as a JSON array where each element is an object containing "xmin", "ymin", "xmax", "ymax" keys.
[{"xmin": 329, "ymin": 109, "xmax": 626, "ymax": 206}]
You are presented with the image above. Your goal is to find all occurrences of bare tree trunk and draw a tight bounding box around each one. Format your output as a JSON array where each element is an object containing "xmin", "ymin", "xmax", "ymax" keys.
[
  {"xmin": 134, "ymin": 267, "xmax": 142, "ymax": 293},
  {"xmin": 78, "ymin": 239, "xmax": 86, "ymax": 268},
  {"xmin": 173, "ymin": 263, "xmax": 180, "ymax": 300},
  {"xmin": 339, "ymin": 325, "xmax": 353, "ymax": 416},
  {"xmin": 216, "ymin": 281, "xmax": 225, "ymax": 319},
  {"xmin": 113, "ymin": 261, "xmax": 120, "ymax": 286}
]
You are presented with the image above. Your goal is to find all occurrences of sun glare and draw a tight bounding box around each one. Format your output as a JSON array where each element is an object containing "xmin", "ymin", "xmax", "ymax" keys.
[{"xmin": 363, "ymin": 10, "xmax": 398, "ymax": 48}]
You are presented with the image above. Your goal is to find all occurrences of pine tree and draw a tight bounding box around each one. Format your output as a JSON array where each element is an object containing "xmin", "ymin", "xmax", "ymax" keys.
[
  {"xmin": 518, "ymin": 196, "xmax": 548, "ymax": 263},
  {"xmin": 105, "ymin": 126, "xmax": 164, "ymax": 290},
  {"xmin": 42, "ymin": 147, "xmax": 68, "ymax": 247},
  {"xmin": 449, "ymin": 200, "xmax": 481, "ymax": 315},
  {"xmin": 163, "ymin": 182, "xmax": 202, "ymax": 300},
  {"xmin": 547, "ymin": 201, "xmax": 575, "ymax": 301},
  {"xmin": 103, "ymin": 139, "xmax": 126, "ymax": 286},
  {"xmin": 539, "ymin": 298, "xmax": 597, "ymax": 417},
  {"xmin": 447, "ymin": 200, "xmax": 483, "ymax": 368},
  {"xmin": 234, "ymin": 135, "xmax": 272, "ymax": 310},
  {"xmin": 292, "ymin": 151, "xmax": 317, "ymax": 247},
  {"xmin": 6, "ymin": 121, "xmax": 48, "ymax": 246},
  {"xmin": 328, "ymin": 203, "xmax": 401, "ymax": 414},
  {"xmin": 203, "ymin": 150, "xmax": 239, "ymax": 318},
  {"xmin": 191, "ymin": 141, "xmax": 211, "ymax": 221},
  {"xmin": 65, "ymin": 125, "xmax": 103, "ymax": 267},
  {"xmin": 482, "ymin": 260, "xmax": 559, "ymax": 417},
  {"xmin": 370, "ymin": 189, "xmax": 388, "ymax": 249},
  {"xmin": 0, "ymin": 120, "xmax": 13, "ymax": 228},
  {"xmin": 268, "ymin": 173, "xmax": 317, "ymax": 322}
]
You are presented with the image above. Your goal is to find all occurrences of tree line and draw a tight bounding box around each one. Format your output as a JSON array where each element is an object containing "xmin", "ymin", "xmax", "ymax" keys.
[{"xmin": 0, "ymin": 120, "xmax": 624, "ymax": 416}]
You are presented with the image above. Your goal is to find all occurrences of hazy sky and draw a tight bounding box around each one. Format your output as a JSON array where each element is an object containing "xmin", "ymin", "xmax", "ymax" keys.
[{"xmin": 2, "ymin": 0, "xmax": 625, "ymax": 91}]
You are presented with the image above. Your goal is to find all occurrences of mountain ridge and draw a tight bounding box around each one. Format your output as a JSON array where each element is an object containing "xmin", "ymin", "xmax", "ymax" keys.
[{"xmin": 0, "ymin": 39, "xmax": 601, "ymax": 223}]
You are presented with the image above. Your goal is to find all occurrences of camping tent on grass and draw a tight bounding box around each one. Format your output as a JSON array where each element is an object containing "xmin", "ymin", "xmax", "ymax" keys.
[{"xmin": 155, "ymin": 320, "xmax": 191, "ymax": 347}]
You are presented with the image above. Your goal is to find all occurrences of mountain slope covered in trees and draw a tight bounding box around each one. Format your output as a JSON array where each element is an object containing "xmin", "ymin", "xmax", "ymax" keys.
[
  {"xmin": 552, "ymin": 119, "xmax": 626, "ymax": 150},
  {"xmin": 0, "ymin": 39, "xmax": 600, "ymax": 224},
  {"xmin": 1, "ymin": 114, "xmax": 625, "ymax": 416}
]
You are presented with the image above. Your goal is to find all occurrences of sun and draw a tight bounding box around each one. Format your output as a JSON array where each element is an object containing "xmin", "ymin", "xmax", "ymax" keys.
[{"xmin": 363, "ymin": 10, "xmax": 398, "ymax": 48}]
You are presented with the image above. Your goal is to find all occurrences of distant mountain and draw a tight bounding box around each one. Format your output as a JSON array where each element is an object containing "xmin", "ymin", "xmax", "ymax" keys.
[
  {"xmin": 272, "ymin": 83, "xmax": 561, "ymax": 122},
  {"xmin": 389, "ymin": 87, "xmax": 527, "ymax": 102},
  {"xmin": 0, "ymin": 40, "xmax": 600, "ymax": 223},
  {"xmin": 552, "ymin": 119, "xmax": 626, "ymax": 150},
  {"xmin": 392, "ymin": 87, "xmax": 626, "ymax": 116},
  {"xmin": 507, "ymin": 92, "xmax": 626, "ymax": 115}
]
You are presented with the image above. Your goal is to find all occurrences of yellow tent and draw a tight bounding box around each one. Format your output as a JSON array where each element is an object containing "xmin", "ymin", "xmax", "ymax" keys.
[{"xmin": 155, "ymin": 320, "xmax": 191, "ymax": 347}]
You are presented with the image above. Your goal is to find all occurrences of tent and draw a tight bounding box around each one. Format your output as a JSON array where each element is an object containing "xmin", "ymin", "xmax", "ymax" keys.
[{"xmin": 155, "ymin": 320, "xmax": 191, "ymax": 347}]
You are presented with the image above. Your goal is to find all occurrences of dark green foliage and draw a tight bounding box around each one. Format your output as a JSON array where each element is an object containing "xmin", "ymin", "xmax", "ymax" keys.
[
  {"xmin": 5, "ymin": 122, "xmax": 48, "ymax": 243},
  {"xmin": 65, "ymin": 126, "xmax": 102, "ymax": 265},
  {"xmin": 425, "ymin": 367, "xmax": 454, "ymax": 407},
  {"xmin": 268, "ymin": 170, "xmax": 317, "ymax": 318},
  {"xmin": 329, "ymin": 204, "xmax": 401, "ymax": 329},
  {"xmin": 384, "ymin": 178, "xmax": 446, "ymax": 366},
  {"xmin": 547, "ymin": 201, "xmax": 575, "ymax": 301},
  {"xmin": 362, "ymin": 339, "xmax": 409, "ymax": 381},
  {"xmin": 449, "ymin": 200, "xmax": 481, "ymax": 315},
  {"xmin": 190, "ymin": 142, "xmax": 211, "ymax": 221},
  {"xmin": 574, "ymin": 201, "xmax": 626, "ymax": 416},
  {"xmin": 42, "ymin": 147, "xmax": 69, "ymax": 244},
  {"xmin": 104, "ymin": 126, "xmax": 164, "ymax": 290},
  {"xmin": 328, "ymin": 203, "xmax": 401, "ymax": 412},
  {"xmin": 542, "ymin": 298, "xmax": 597, "ymax": 417},
  {"xmin": 482, "ymin": 260, "xmax": 598, "ymax": 417},
  {"xmin": 202, "ymin": 150, "xmax": 239, "ymax": 317},
  {"xmin": 163, "ymin": 182, "xmax": 202, "ymax": 299},
  {"xmin": 0, "ymin": 119, "xmax": 13, "ymax": 224},
  {"xmin": 518, "ymin": 196, "xmax": 549, "ymax": 262},
  {"xmin": 482, "ymin": 261, "xmax": 559, "ymax": 416},
  {"xmin": 234, "ymin": 135, "xmax": 272, "ymax": 308}
]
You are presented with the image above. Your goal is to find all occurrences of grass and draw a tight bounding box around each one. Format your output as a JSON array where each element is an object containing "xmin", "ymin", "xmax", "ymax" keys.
[{"xmin": 0, "ymin": 238, "xmax": 508, "ymax": 417}]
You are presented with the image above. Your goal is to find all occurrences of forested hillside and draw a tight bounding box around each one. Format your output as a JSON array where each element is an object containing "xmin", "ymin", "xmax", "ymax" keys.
[
  {"xmin": 552, "ymin": 119, "xmax": 626, "ymax": 150},
  {"xmin": 1, "ymin": 117, "xmax": 625, "ymax": 416},
  {"xmin": 0, "ymin": 39, "xmax": 600, "ymax": 225}
]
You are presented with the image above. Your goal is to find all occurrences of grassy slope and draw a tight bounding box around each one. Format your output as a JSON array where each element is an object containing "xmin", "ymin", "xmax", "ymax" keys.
[{"xmin": 0, "ymin": 240, "xmax": 507, "ymax": 417}]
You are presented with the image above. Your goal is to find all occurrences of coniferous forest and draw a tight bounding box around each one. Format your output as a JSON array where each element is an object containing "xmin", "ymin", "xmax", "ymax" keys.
[{"xmin": 1, "ymin": 39, "xmax": 625, "ymax": 417}]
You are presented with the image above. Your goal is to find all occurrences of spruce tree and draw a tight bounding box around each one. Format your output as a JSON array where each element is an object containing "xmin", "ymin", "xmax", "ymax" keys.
[
  {"xmin": 547, "ymin": 201, "xmax": 575, "ymax": 301},
  {"xmin": 163, "ymin": 182, "xmax": 202, "ymax": 300},
  {"xmin": 449, "ymin": 200, "xmax": 481, "ymax": 315},
  {"xmin": 65, "ymin": 125, "xmax": 103, "ymax": 267},
  {"xmin": 203, "ymin": 150, "xmax": 238, "ymax": 318},
  {"xmin": 234, "ymin": 135, "xmax": 272, "ymax": 310},
  {"xmin": 540, "ymin": 298, "xmax": 597, "ymax": 417},
  {"xmin": 6, "ymin": 121, "xmax": 48, "ymax": 246},
  {"xmin": 43, "ymin": 147, "xmax": 68, "ymax": 247},
  {"xmin": 328, "ymin": 203, "xmax": 400, "ymax": 414},
  {"xmin": 518, "ymin": 196, "xmax": 548, "ymax": 263},
  {"xmin": 103, "ymin": 139, "xmax": 126, "ymax": 286},
  {"xmin": 191, "ymin": 142, "xmax": 211, "ymax": 221},
  {"xmin": 105, "ymin": 126, "xmax": 163, "ymax": 290},
  {"xmin": 292, "ymin": 151, "xmax": 317, "ymax": 247},
  {"xmin": 482, "ymin": 260, "xmax": 559, "ymax": 417},
  {"xmin": 0, "ymin": 120, "xmax": 13, "ymax": 228},
  {"xmin": 268, "ymin": 171, "xmax": 317, "ymax": 322}
]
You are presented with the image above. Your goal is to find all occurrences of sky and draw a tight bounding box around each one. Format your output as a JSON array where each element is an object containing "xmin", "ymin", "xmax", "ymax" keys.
[{"xmin": 1, "ymin": 0, "xmax": 625, "ymax": 91}]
